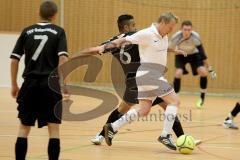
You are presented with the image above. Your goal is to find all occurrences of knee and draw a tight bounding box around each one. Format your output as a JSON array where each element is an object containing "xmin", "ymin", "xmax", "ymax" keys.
[
  {"xmin": 172, "ymin": 96, "xmax": 181, "ymax": 107},
  {"xmin": 175, "ymin": 69, "xmax": 183, "ymax": 78},
  {"xmin": 198, "ymin": 67, "xmax": 208, "ymax": 77},
  {"xmin": 139, "ymin": 106, "xmax": 151, "ymax": 117},
  {"xmin": 118, "ymin": 101, "xmax": 132, "ymax": 113},
  {"xmin": 18, "ymin": 124, "xmax": 31, "ymax": 137},
  {"xmin": 48, "ymin": 123, "xmax": 60, "ymax": 138}
]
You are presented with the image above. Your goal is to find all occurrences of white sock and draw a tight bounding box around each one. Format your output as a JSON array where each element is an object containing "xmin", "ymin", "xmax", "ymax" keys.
[
  {"xmin": 111, "ymin": 109, "xmax": 139, "ymax": 132},
  {"xmin": 161, "ymin": 105, "xmax": 178, "ymax": 137}
]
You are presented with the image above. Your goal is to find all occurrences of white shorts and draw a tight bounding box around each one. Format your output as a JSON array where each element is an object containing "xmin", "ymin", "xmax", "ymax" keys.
[{"xmin": 136, "ymin": 65, "xmax": 174, "ymax": 101}]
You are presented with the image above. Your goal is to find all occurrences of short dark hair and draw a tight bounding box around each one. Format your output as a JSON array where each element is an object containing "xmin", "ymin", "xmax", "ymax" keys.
[
  {"xmin": 117, "ymin": 14, "xmax": 134, "ymax": 31},
  {"xmin": 40, "ymin": 1, "xmax": 58, "ymax": 21},
  {"xmin": 181, "ymin": 20, "xmax": 192, "ymax": 27}
]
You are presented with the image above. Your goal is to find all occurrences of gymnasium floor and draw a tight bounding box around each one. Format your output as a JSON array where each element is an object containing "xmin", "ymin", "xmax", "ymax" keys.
[{"xmin": 0, "ymin": 87, "xmax": 239, "ymax": 160}]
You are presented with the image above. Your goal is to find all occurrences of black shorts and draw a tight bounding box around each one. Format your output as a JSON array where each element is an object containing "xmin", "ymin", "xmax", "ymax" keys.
[
  {"xmin": 175, "ymin": 53, "xmax": 204, "ymax": 76},
  {"xmin": 17, "ymin": 77, "xmax": 62, "ymax": 128},
  {"xmin": 123, "ymin": 76, "xmax": 164, "ymax": 105}
]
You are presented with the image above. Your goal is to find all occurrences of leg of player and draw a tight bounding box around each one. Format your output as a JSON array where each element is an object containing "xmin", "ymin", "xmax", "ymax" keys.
[
  {"xmin": 223, "ymin": 102, "xmax": 240, "ymax": 129},
  {"xmin": 91, "ymin": 101, "xmax": 133, "ymax": 145},
  {"xmin": 48, "ymin": 123, "xmax": 60, "ymax": 160},
  {"xmin": 157, "ymin": 91, "xmax": 179, "ymax": 150},
  {"xmin": 15, "ymin": 123, "xmax": 31, "ymax": 160},
  {"xmin": 196, "ymin": 66, "xmax": 208, "ymax": 108},
  {"xmin": 173, "ymin": 68, "xmax": 183, "ymax": 93},
  {"xmin": 153, "ymin": 98, "xmax": 201, "ymax": 146},
  {"xmin": 94, "ymin": 97, "xmax": 192, "ymax": 146},
  {"xmin": 152, "ymin": 98, "xmax": 184, "ymax": 138},
  {"xmin": 104, "ymin": 100, "xmax": 152, "ymax": 146}
]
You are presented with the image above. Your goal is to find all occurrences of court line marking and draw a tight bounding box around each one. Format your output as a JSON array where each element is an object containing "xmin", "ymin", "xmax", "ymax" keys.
[
  {"xmin": 29, "ymin": 144, "xmax": 91, "ymax": 160},
  {"xmin": 197, "ymin": 146, "xmax": 233, "ymax": 160},
  {"xmin": 110, "ymin": 140, "xmax": 240, "ymax": 150},
  {"xmin": 61, "ymin": 84, "xmax": 240, "ymax": 98},
  {"xmin": 28, "ymin": 139, "xmax": 240, "ymax": 160}
]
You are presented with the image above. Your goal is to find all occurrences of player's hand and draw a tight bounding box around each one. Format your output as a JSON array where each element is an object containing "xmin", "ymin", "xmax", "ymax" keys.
[
  {"xmin": 11, "ymin": 84, "xmax": 19, "ymax": 99},
  {"xmin": 208, "ymin": 66, "xmax": 217, "ymax": 80},
  {"xmin": 95, "ymin": 45, "xmax": 105, "ymax": 54},
  {"xmin": 175, "ymin": 49, "xmax": 187, "ymax": 57}
]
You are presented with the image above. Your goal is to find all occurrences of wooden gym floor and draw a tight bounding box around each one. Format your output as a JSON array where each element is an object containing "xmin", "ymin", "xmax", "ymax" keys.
[{"xmin": 0, "ymin": 87, "xmax": 239, "ymax": 160}]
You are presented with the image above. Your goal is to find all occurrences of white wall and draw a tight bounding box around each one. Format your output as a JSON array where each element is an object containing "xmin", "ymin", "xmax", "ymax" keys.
[{"xmin": 0, "ymin": 33, "xmax": 24, "ymax": 87}]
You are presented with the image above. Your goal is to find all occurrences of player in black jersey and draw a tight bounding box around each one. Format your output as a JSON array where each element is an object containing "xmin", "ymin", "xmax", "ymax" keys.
[
  {"xmin": 88, "ymin": 14, "xmax": 200, "ymax": 147},
  {"xmin": 10, "ymin": 1, "xmax": 68, "ymax": 159}
]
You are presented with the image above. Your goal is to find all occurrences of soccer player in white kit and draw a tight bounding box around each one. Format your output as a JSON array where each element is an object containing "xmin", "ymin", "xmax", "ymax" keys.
[{"xmin": 91, "ymin": 12, "xmax": 187, "ymax": 150}]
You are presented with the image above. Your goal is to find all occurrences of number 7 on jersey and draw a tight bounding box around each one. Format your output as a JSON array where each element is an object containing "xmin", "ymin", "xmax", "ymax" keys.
[{"xmin": 32, "ymin": 35, "xmax": 48, "ymax": 61}]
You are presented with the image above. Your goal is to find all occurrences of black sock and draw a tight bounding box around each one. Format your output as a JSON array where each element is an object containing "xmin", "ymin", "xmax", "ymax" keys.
[
  {"xmin": 173, "ymin": 78, "xmax": 181, "ymax": 93},
  {"xmin": 225, "ymin": 117, "xmax": 230, "ymax": 121},
  {"xmin": 200, "ymin": 92, "xmax": 205, "ymax": 102},
  {"xmin": 152, "ymin": 97, "xmax": 163, "ymax": 106},
  {"xmin": 172, "ymin": 116, "xmax": 184, "ymax": 137},
  {"xmin": 231, "ymin": 103, "xmax": 240, "ymax": 117},
  {"xmin": 15, "ymin": 137, "xmax": 27, "ymax": 160},
  {"xmin": 200, "ymin": 76, "xmax": 207, "ymax": 89},
  {"xmin": 200, "ymin": 76, "xmax": 207, "ymax": 101},
  {"xmin": 48, "ymin": 138, "xmax": 60, "ymax": 160},
  {"xmin": 225, "ymin": 103, "xmax": 240, "ymax": 121},
  {"xmin": 99, "ymin": 108, "xmax": 123, "ymax": 136}
]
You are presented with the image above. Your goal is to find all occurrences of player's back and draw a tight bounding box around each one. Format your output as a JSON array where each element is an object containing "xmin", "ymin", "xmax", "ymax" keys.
[{"xmin": 11, "ymin": 22, "xmax": 68, "ymax": 78}]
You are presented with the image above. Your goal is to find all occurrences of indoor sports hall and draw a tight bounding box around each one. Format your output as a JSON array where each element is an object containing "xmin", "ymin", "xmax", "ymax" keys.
[{"xmin": 0, "ymin": 0, "xmax": 239, "ymax": 159}]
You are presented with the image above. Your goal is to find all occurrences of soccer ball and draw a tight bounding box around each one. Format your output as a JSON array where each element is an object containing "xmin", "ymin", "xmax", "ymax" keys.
[{"xmin": 176, "ymin": 135, "xmax": 195, "ymax": 154}]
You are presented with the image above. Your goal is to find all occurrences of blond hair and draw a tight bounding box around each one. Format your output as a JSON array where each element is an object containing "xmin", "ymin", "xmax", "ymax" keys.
[{"xmin": 158, "ymin": 12, "xmax": 178, "ymax": 23}]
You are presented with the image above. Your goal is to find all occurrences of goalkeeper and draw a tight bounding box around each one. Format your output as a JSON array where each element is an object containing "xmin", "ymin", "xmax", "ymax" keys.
[{"xmin": 168, "ymin": 20, "xmax": 217, "ymax": 108}]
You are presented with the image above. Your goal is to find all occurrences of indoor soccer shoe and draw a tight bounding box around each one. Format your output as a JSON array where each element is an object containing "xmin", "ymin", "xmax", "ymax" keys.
[
  {"xmin": 195, "ymin": 139, "xmax": 202, "ymax": 146},
  {"xmin": 91, "ymin": 133, "xmax": 104, "ymax": 145},
  {"xmin": 158, "ymin": 134, "xmax": 177, "ymax": 150},
  {"xmin": 104, "ymin": 123, "xmax": 117, "ymax": 146},
  {"xmin": 223, "ymin": 120, "xmax": 239, "ymax": 129},
  {"xmin": 196, "ymin": 98, "xmax": 204, "ymax": 109}
]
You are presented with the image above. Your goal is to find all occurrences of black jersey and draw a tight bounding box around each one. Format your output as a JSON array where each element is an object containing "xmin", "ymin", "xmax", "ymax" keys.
[
  {"xmin": 103, "ymin": 31, "xmax": 140, "ymax": 78},
  {"xmin": 10, "ymin": 22, "xmax": 68, "ymax": 78}
]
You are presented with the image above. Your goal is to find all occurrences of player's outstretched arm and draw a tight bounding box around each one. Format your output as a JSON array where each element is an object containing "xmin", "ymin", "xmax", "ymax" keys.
[
  {"xmin": 70, "ymin": 46, "xmax": 103, "ymax": 60},
  {"xmin": 71, "ymin": 37, "xmax": 128, "ymax": 59},
  {"xmin": 168, "ymin": 48, "xmax": 187, "ymax": 57},
  {"xmin": 98, "ymin": 37, "xmax": 128, "ymax": 54},
  {"xmin": 10, "ymin": 59, "xmax": 20, "ymax": 98}
]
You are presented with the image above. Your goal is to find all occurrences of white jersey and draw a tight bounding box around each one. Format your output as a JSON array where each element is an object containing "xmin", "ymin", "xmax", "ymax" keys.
[
  {"xmin": 125, "ymin": 23, "xmax": 173, "ymax": 100},
  {"xmin": 125, "ymin": 23, "xmax": 168, "ymax": 67}
]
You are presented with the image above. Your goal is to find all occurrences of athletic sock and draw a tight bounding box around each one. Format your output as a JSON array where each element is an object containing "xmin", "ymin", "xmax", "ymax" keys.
[
  {"xmin": 200, "ymin": 92, "xmax": 205, "ymax": 102},
  {"xmin": 111, "ymin": 108, "xmax": 139, "ymax": 132},
  {"xmin": 152, "ymin": 97, "xmax": 163, "ymax": 106},
  {"xmin": 225, "ymin": 102, "xmax": 240, "ymax": 121},
  {"xmin": 99, "ymin": 108, "xmax": 123, "ymax": 136},
  {"xmin": 231, "ymin": 102, "xmax": 240, "ymax": 117},
  {"xmin": 48, "ymin": 138, "xmax": 60, "ymax": 160},
  {"xmin": 200, "ymin": 76, "xmax": 207, "ymax": 102},
  {"xmin": 172, "ymin": 116, "xmax": 184, "ymax": 137},
  {"xmin": 161, "ymin": 105, "xmax": 178, "ymax": 137},
  {"xmin": 15, "ymin": 137, "xmax": 27, "ymax": 160},
  {"xmin": 173, "ymin": 78, "xmax": 181, "ymax": 93}
]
